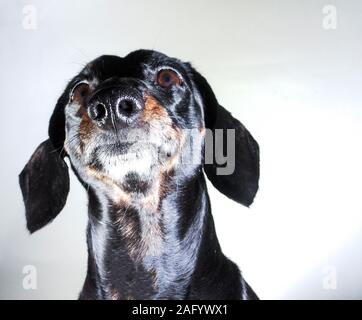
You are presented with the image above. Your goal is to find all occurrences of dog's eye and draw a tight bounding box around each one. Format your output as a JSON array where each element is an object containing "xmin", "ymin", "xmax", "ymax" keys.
[
  {"xmin": 156, "ymin": 69, "xmax": 182, "ymax": 88},
  {"xmin": 71, "ymin": 82, "xmax": 90, "ymax": 105}
]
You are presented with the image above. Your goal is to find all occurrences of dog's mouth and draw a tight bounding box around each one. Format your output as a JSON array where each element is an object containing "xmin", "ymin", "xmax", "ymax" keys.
[
  {"xmin": 89, "ymin": 131, "xmax": 177, "ymax": 164},
  {"xmin": 83, "ymin": 130, "xmax": 180, "ymax": 192},
  {"xmin": 93, "ymin": 141, "xmax": 136, "ymax": 157}
]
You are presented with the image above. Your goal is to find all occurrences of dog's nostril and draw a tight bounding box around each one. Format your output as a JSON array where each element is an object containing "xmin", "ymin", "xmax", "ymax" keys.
[
  {"xmin": 90, "ymin": 103, "xmax": 107, "ymax": 121},
  {"xmin": 94, "ymin": 103, "xmax": 107, "ymax": 120},
  {"xmin": 118, "ymin": 99, "xmax": 135, "ymax": 116}
]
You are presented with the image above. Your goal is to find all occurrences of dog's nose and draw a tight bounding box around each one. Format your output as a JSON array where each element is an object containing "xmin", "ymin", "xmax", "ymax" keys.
[{"xmin": 88, "ymin": 86, "xmax": 144, "ymax": 128}]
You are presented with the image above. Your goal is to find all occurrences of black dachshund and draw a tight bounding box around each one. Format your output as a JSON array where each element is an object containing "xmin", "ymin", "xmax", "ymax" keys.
[{"xmin": 19, "ymin": 50, "xmax": 260, "ymax": 300}]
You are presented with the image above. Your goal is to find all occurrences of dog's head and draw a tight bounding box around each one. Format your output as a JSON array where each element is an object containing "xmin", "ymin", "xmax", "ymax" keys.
[{"xmin": 19, "ymin": 50, "xmax": 259, "ymax": 233}]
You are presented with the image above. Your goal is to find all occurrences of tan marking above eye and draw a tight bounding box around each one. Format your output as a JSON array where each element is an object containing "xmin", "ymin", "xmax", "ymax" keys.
[{"xmin": 71, "ymin": 82, "xmax": 90, "ymax": 106}]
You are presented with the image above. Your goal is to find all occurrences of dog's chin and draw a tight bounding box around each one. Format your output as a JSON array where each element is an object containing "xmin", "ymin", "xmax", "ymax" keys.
[{"xmin": 91, "ymin": 143, "xmax": 171, "ymax": 195}]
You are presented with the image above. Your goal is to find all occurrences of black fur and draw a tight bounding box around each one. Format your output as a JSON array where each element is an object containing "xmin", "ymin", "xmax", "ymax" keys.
[
  {"xmin": 19, "ymin": 140, "xmax": 69, "ymax": 233},
  {"xmin": 19, "ymin": 50, "xmax": 260, "ymax": 300}
]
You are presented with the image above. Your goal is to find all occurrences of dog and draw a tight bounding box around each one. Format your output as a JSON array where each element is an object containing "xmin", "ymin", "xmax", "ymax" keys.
[{"xmin": 19, "ymin": 50, "xmax": 260, "ymax": 300}]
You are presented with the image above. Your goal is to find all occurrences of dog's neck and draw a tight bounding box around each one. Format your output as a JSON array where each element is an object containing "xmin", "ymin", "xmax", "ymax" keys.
[{"xmin": 83, "ymin": 170, "xmax": 212, "ymax": 300}]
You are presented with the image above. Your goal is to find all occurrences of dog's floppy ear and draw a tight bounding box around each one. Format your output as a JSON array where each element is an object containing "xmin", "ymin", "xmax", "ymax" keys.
[
  {"xmin": 19, "ymin": 139, "xmax": 70, "ymax": 233},
  {"xmin": 19, "ymin": 76, "xmax": 74, "ymax": 233},
  {"xmin": 191, "ymin": 69, "xmax": 260, "ymax": 206}
]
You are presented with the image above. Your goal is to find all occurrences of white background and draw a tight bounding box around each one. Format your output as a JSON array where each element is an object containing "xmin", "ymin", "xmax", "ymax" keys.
[{"xmin": 0, "ymin": 0, "xmax": 361, "ymax": 299}]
